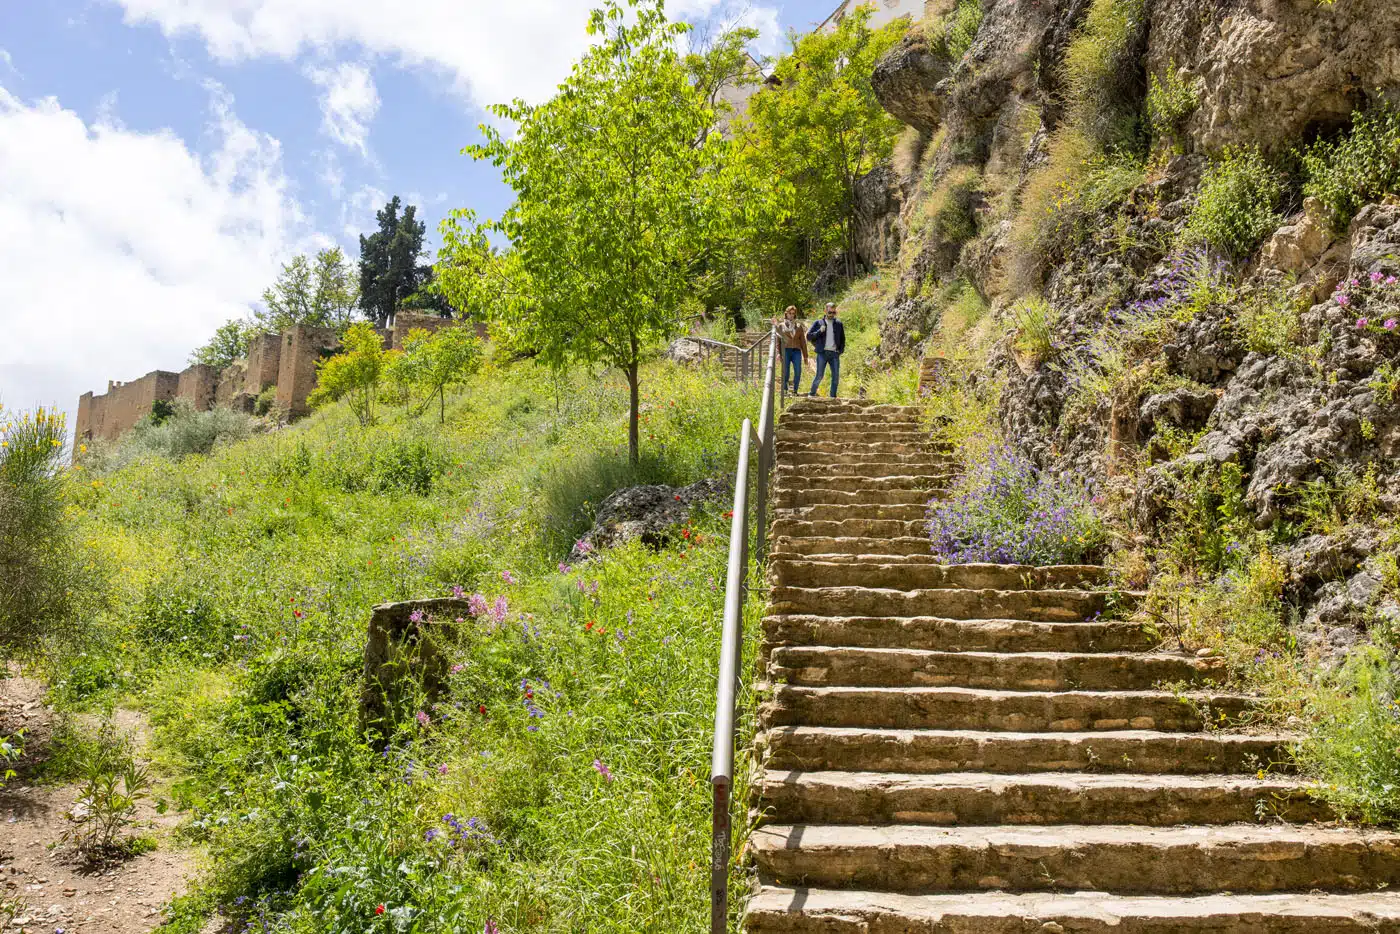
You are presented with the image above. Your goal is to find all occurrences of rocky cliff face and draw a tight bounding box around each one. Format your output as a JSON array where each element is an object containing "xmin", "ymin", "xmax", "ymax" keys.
[{"xmin": 864, "ymin": 0, "xmax": 1400, "ymax": 643}]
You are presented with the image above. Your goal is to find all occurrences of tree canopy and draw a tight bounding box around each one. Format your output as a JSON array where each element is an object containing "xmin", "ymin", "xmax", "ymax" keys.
[
  {"xmin": 258, "ymin": 247, "xmax": 360, "ymax": 333},
  {"xmin": 440, "ymin": 0, "xmax": 731, "ymax": 464},
  {"xmin": 359, "ymin": 197, "xmax": 430, "ymax": 328}
]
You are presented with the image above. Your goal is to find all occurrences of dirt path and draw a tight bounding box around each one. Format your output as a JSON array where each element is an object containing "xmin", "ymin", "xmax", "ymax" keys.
[{"xmin": 2, "ymin": 671, "xmax": 199, "ymax": 933}]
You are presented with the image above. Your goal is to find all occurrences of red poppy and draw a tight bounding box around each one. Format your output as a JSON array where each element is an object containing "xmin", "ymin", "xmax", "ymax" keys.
[
  {"xmin": 479, "ymin": 704, "xmax": 487, "ymax": 715},
  {"xmin": 682, "ymin": 528, "xmax": 691, "ymax": 539},
  {"xmin": 585, "ymin": 621, "xmax": 594, "ymax": 630},
  {"xmin": 723, "ymin": 510, "xmax": 734, "ymax": 519},
  {"xmin": 376, "ymin": 905, "xmax": 385, "ymax": 916},
  {"xmin": 674, "ymin": 494, "xmax": 682, "ymax": 501},
  {"xmin": 293, "ymin": 610, "xmax": 303, "ymax": 619}
]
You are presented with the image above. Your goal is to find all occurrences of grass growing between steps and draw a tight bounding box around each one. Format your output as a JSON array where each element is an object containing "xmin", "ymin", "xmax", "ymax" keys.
[{"xmin": 45, "ymin": 359, "xmax": 769, "ymax": 932}]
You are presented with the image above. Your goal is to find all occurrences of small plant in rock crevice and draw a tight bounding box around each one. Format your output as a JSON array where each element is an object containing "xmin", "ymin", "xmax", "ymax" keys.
[
  {"xmin": 927, "ymin": 446, "xmax": 1107, "ymax": 565},
  {"xmin": 1181, "ymin": 145, "xmax": 1285, "ymax": 261}
]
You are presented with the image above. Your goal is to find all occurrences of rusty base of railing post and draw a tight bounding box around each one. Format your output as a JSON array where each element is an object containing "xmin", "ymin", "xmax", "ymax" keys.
[{"xmin": 711, "ymin": 780, "xmax": 731, "ymax": 934}]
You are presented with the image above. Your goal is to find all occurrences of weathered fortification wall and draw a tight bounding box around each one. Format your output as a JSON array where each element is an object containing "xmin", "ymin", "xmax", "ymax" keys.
[{"xmin": 75, "ymin": 313, "xmax": 470, "ymax": 442}]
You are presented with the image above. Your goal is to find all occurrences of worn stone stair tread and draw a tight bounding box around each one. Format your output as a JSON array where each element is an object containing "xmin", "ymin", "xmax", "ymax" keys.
[
  {"xmin": 760, "ymin": 726, "xmax": 1299, "ymax": 774},
  {"xmin": 755, "ymin": 770, "xmax": 1330, "ymax": 826},
  {"xmin": 764, "ymin": 614, "xmax": 1158, "ymax": 653},
  {"xmin": 745, "ymin": 887, "xmax": 1400, "ymax": 933},
  {"xmin": 752, "ymin": 823, "xmax": 1400, "ymax": 894},
  {"xmin": 768, "ymin": 585, "xmax": 1136, "ymax": 623},
  {"xmin": 769, "ymin": 561, "xmax": 1111, "ymax": 590},
  {"xmin": 764, "ymin": 684, "xmax": 1254, "ymax": 731},
  {"xmin": 768, "ymin": 646, "xmax": 1219, "ymax": 689},
  {"xmin": 769, "ymin": 535, "xmax": 939, "ymax": 556}
]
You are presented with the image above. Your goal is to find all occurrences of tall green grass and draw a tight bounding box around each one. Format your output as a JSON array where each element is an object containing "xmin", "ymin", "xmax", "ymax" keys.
[{"xmin": 51, "ymin": 359, "xmax": 765, "ymax": 932}]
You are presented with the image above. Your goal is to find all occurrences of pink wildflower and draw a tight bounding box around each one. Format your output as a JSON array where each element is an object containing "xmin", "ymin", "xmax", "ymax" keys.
[
  {"xmin": 438, "ymin": 763, "xmax": 449, "ymax": 775},
  {"xmin": 489, "ymin": 595, "xmax": 509, "ymax": 625},
  {"xmin": 1385, "ymin": 318, "xmax": 1398, "ymax": 331},
  {"xmin": 592, "ymin": 758, "xmax": 614, "ymax": 782},
  {"xmin": 501, "ymin": 570, "xmax": 517, "ymax": 585},
  {"xmin": 452, "ymin": 584, "xmax": 466, "ymax": 599},
  {"xmin": 409, "ymin": 609, "xmax": 425, "ymax": 624},
  {"xmin": 468, "ymin": 593, "xmax": 489, "ymax": 617},
  {"xmin": 1371, "ymin": 271, "xmax": 1385, "ymax": 284},
  {"xmin": 558, "ymin": 562, "xmax": 572, "ymax": 574},
  {"xmin": 484, "ymin": 922, "xmax": 499, "ymax": 934},
  {"xmin": 1358, "ymin": 317, "xmax": 1369, "ymax": 329},
  {"xmin": 1337, "ymin": 293, "xmax": 1351, "ymax": 307},
  {"xmin": 416, "ymin": 710, "xmax": 430, "ymax": 728},
  {"xmin": 451, "ymin": 663, "xmax": 464, "ymax": 674}
]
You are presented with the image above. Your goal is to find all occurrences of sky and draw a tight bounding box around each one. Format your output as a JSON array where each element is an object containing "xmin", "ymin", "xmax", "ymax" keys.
[{"xmin": 0, "ymin": 0, "xmax": 839, "ymax": 430}]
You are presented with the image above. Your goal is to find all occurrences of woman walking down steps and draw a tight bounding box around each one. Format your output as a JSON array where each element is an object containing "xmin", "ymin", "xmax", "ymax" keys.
[{"xmin": 744, "ymin": 395, "xmax": 1400, "ymax": 933}]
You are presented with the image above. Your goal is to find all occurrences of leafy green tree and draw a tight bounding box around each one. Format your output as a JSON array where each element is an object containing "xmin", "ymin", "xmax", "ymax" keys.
[
  {"xmin": 190, "ymin": 318, "xmax": 258, "ymax": 368},
  {"xmin": 307, "ymin": 323, "xmax": 394, "ymax": 426},
  {"xmin": 384, "ymin": 326, "xmax": 484, "ymax": 422},
  {"xmin": 360, "ymin": 197, "xmax": 429, "ymax": 328},
  {"xmin": 440, "ymin": 0, "xmax": 727, "ymax": 464},
  {"xmin": 257, "ymin": 247, "xmax": 360, "ymax": 333},
  {"xmin": 731, "ymin": 8, "xmax": 907, "ymax": 297}
]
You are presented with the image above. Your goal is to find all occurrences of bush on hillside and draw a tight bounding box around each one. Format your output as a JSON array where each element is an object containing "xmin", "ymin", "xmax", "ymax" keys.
[
  {"xmin": 1303, "ymin": 104, "xmax": 1400, "ymax": 233},
  {"xmin": 1181, "ymin": 146, "xmax": 1284, "ymax": 261},
  {"xmin": 928, "ymin": 446, "xmax": 1106, "ymax": 565},
  {"xmin": 0, "ymin": 405, "xmax": 83, "ymax": 652},
  {"xmin": 127, "ymin": 399, "xmax": 256, "ymax": 462},
  {"xmin": 1145, "ymin": 66, "xmax": 1197, "ymax": 150},
  {"xmin": 1062, "ymin": 0, "xmax": 1149, "ymax": 156}
]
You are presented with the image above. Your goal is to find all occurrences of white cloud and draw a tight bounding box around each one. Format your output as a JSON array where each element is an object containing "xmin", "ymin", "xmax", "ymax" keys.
[
  {"xmin": 107, "ymin": 0, "xmax": 783, "ymax": 110},
  {"xmin": 0, "ymin": 49, "xmax": 15, "ymax": 75},
  {"xmin": 0, "ymin": 84, "xmax": 316, "ymax": 427},
  {"xmin": 305, "ymin": 60, "xmax": 378, "ymax": 154}
]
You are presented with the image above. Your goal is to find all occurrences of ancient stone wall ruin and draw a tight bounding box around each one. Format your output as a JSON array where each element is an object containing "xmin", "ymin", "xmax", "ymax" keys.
[{"xmin": 75, "ymin": 313, "xmax": 468, "ymax": 442}]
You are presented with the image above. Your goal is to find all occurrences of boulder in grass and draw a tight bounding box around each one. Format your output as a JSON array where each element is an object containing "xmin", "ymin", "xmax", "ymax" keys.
[{"xmin": 574, "ymin": 477, "xmax": 727, "ymax": 558}]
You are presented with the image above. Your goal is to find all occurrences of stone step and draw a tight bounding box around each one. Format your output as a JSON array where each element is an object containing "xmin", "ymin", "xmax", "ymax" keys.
[
  {"xmin": 786, "ymin": 401, "xmax": 921, "ymax": 415},
  {"xmin": 776, "ymin": 439, "xmax": 949, "ymax": 456},
  {"xmin": 778, "ymin": 416, "xmax": 927, "ymax": 431},
  {"xmin": 768, "ymin": 536, "xmax": 943, "ymax": 558},
  {"xmin": 768, "ymin": 647, "xmax": 1219, "ymax": 690},
  {"xmin": 759, "ymin": 727, "xmax": 1297, "ymax": 775},
  {"xmin": 776, "ymin": 429, "xmax": 939, "ymax": 444},
  {"xmin": 768, "ymin": 586, "xmax": 1133, "ymax": 623},
  {"xmin": 761, "ymin": 685, "xmax": 1254, "ymax": 732},
  {"xmin": 778, "ymin": 450, "xmax": 958, "ymax": 469},
  {"xmin": 763, "ymin": 615, "xmax": 1159, "ymax": 654},
  {"xmin": 769, "ymin": 561, "xmax": 1109, "ymax": 592},
  {"xmin": 755, "ymin": 770, "xmax": 1331, "ymax": 826},
  {"xmin": 770, "ymin": 518, "xmax": 930, "ymax": 540},
  {"xmin": 773, "ymin": 469, "xmax": 954, "ymax": 488},
  {"xmin": 774, "ymin": 488, "xmax": 935, "ymax": 508},
  {"xmin": 745, "ymin": 888, "xmax": 1400, "ymax": 934},
  {"xmin": 750, "ymin": 823, "xmax": 1400, "ymax": 894},
  {"xmin": 774, "ymin": 502, "xmax": 932, "ymax": 523}
]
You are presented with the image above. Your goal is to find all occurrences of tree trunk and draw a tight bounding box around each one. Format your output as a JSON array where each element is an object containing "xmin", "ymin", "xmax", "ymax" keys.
[
  {"xmin": 439, "ymin": 385, "xmax": 446, "ymax": 424},
  {"xmin": 626, "ymin": 360, "xmax": 641, "ymax": 466}
]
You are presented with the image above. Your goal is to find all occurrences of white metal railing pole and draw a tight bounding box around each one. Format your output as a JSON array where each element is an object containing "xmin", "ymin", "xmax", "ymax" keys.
[{"xmin": 711, "ymin": 421, "xmax": 752, "ymax": 934}]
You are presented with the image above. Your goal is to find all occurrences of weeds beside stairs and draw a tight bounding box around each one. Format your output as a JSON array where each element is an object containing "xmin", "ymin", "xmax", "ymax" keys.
[{"xmin": 745, "ymin": 396, "xmax": 1400, "ymax": 933}]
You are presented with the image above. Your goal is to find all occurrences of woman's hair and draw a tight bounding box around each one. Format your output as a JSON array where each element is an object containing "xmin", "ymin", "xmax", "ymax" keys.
[{"xmin": 784, "ymin": 305, "xmax": 798, "ymax": 317}]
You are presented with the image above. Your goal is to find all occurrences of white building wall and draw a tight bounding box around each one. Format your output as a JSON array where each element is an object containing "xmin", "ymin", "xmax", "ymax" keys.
[{"xmin": 819, "ymin": 0, "xmax": 930, "ymax": 33}]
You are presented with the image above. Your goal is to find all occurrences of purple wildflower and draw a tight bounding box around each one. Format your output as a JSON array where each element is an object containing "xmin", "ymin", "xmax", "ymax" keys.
[
  {"xmin": 485, "ymin": 922, "xmax": 499, "ymax": 934},
  {"xmin": 558, "ymin": 562, "xmax": 572, "ymax": 574},
  {"xmin": 451, "ymin": 584, "xmax": 466, "ymax": 599},
  {"xmin": 468, "ymin": 593, "xmax": 489, "ymax": 617},
  {"xmin": 416, "ymin": 710, "xmax": 430, "ymax": 728},
  {"xmin": 1386, "ymin": 319, "xmax": 1398, "ymax": 331},
  {"xmin": 489, "ymin": 595, "xmax": 509, "ymax": 625},
  {"xmin": 409, "ymin": 609, "xmax": 425, "ymax": 624},
  {"xmin": 593, "ymin": 758, "xmax": 614, "ymax": 782},
  {"xmin": 501, "ymin": 570, "xmax": 517, "ymax": 585}
]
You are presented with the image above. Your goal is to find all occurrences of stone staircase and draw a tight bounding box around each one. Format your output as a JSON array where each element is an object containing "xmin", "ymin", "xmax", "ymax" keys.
[{"xmin": 746, "ymin": 396, "xmax": 1400, "ymax": 933}]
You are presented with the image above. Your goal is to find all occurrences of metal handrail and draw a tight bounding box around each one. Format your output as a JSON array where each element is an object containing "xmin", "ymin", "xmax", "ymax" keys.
[
  {"xmin": 680, "ymin": 331, "xmax": 776, "ymax": 391},
  {"xmin": 710, "ymin": 327, "xmax": 778, "ymax": 933}
]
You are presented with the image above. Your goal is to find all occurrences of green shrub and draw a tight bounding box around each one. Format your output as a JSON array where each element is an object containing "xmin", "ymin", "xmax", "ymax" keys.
[
  {"xmin": 59, "ymin": 719, "xmax": 155, "ymax": 865},
  {"xmin": 1145, "ymin": 66, "xmax": 1197, "ymax": 148},
  {"xmin": 1302, "ymin": 104, "xmax": 1400, "ymax": 232},
  {"xmin": 0, "ymin": 404, "xmax": 83, "ymax": 653},
  {"xmin": 253, "ymin": 385, "xmax": 277, "ymax": 417},
  {"xmin": 368, "ymin": 434, "xmax": 446, "ymax": 494},
  {"xmin": 1062, "ymin": 0, "xmax": 1149, "ymax": 155},
  {"xmin": 123, "ymin": 399, "xmax": 256, "ymax": 462},
  {"xmin": 1009, "ymin": 296, "xmax": 1057, "ymax": 363},
  {"xmin": 1297, "ymin": 648, "xmax": 1400, "ymax": 824},
  {"xmin": 1181, "ymin": 146, "xmax": 1284, "ymax": 260},
  {"xmin": 927, "ymin": 0, "xmax": 983, "ymax": 62}
]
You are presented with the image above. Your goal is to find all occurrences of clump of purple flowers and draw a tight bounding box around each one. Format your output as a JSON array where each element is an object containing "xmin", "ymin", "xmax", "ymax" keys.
[{"xmin": 927, "ymin": 446, "xmax": 1106, "ymax": 565}]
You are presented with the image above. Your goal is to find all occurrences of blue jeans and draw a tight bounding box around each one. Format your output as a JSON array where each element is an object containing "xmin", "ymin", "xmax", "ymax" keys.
[
  {"xmin": 810, "ymin": 351, "xmax": 840, "ymax": 397},
  {"xmin": 782, "ymin": 348, "xmax": 804, "ymax": 394}
]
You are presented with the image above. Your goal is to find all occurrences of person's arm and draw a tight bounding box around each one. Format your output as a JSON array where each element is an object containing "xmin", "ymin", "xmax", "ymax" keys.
[{"xmin": 800, "ymin": 323, "xmax": 810, "ymax": 361}]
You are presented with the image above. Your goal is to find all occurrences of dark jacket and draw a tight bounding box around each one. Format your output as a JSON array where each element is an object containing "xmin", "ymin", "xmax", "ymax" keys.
[{"xmin": 807, "ymin": 318, "xmax": 845, "ymax": 354}]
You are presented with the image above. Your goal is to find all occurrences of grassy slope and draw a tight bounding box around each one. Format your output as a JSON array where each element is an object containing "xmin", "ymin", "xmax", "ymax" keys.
[{"xmin": 60, "ymin": 356, "xmax": 765, "ymax": 933}]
